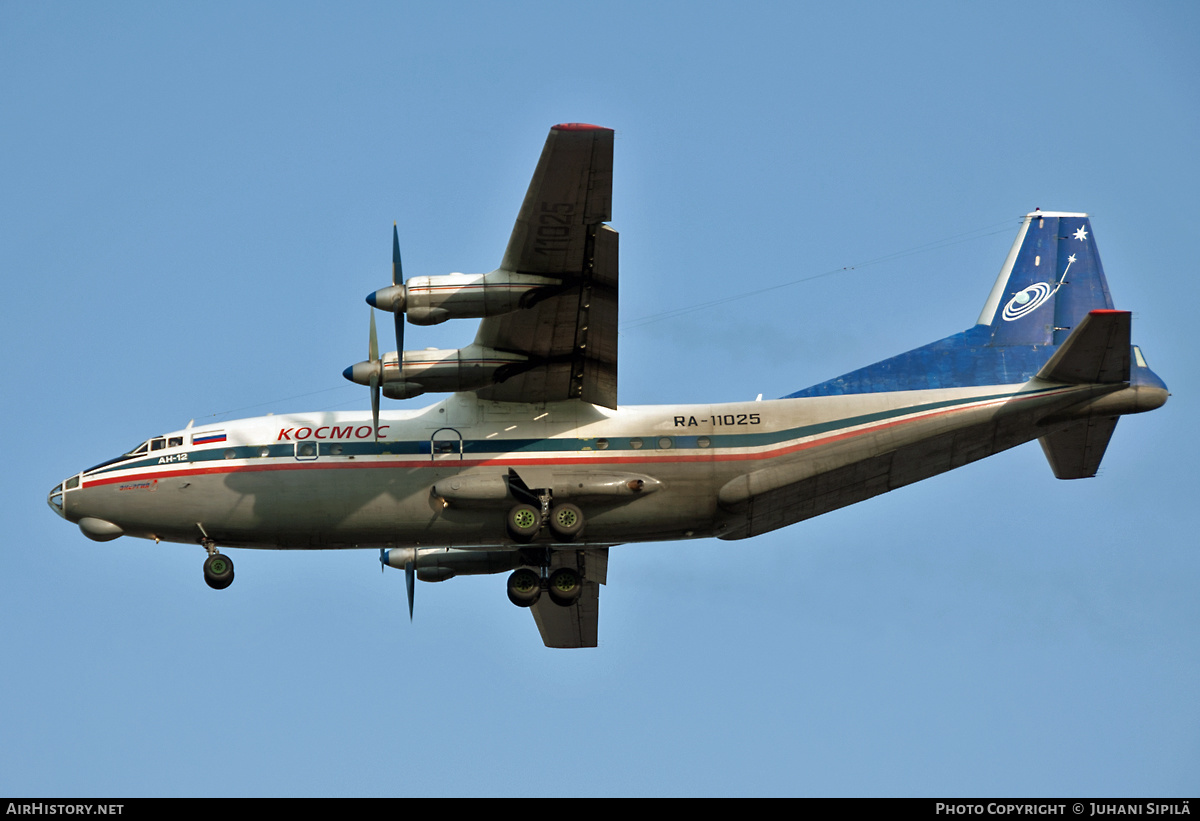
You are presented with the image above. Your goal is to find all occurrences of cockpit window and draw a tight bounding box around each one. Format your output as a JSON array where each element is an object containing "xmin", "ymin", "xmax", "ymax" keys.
[
  {"xmin": 168, "ymin": 437, "xmax": 183, "ymax": 448},
  {"xmin": 127, "ymin": 441, "xmax": 150, "ymax": 457},
  {"xmin": 151, "ymin": 438, "xmax": 166, "ymax": 451}
]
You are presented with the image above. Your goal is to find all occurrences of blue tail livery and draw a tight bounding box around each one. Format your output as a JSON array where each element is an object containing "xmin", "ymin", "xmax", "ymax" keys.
[{"xmin": 787, "ymin": 211, "xmax": 1155, "ymax": 396}]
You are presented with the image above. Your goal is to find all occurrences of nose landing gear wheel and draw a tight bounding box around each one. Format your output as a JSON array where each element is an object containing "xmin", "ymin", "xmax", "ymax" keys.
[
  {"xmin": 203, "ymin": 553, "xmax": 235, "ymax": 590},
  {"xmin": 507, "ymin": 568, "xmax": 542, "ymax": 607},
  {"xmin": 548, "ymin": 503, "xmax": 584, "ymax": 541},
  {"xmin": 506, "ymin": 504, "xmax": 541, "ymax": 543}
]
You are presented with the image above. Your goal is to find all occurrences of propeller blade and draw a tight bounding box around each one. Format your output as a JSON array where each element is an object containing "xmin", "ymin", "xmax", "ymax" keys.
[
  {"xmin": 392, "ymin": 223, "xmax": 403, "ymax": 285},
  {"xmin": 370, "ymin": 374, "xmax": 380, "ymax": 442},
  {"xmin": 405, "ymin": 560, "xmax": 415, "ymax": 620},
  {"xmin": 368, "ymin": 308, "xmax": 379, "ymax": 363},
  {"xmin": 368, "ymin": 310, "xmax": 380, "ymax": 441},
  {"xmin": 392, "ymin": 225, "xmax": 405, "ymax": 381}
]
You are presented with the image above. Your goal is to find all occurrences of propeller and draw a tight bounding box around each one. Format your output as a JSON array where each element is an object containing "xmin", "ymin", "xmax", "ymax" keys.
[
  {"xmin": 341, "ymin": 309, "xmax": 384, "ymax": 439},
  {"xmin": 346, "ymin": 226, "xmax": 410, "ymax": 440},
  {"xmin": 380, "ymin": 548, "xmax": 416, "ymax": 620}
]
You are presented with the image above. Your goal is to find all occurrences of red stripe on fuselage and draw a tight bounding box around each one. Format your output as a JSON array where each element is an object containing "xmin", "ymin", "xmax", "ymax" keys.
[{"xmin": 81, "ymin": 388, "xmax": 1074, "ymax": 489}]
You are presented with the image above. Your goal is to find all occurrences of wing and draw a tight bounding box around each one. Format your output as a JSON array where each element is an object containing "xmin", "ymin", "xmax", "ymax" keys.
[
  {"xmin": 530, "ymin": 547, "xmax": 609, "ymax": 648},
  {"xmin": 474, "ymin": 124, "xmax": 618, "ymax": 408}
]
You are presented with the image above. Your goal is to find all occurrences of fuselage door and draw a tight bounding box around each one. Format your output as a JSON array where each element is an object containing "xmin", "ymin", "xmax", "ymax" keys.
[{"xmin": 431, "ymin": 427, "xmax": 463, "ymax": 461}]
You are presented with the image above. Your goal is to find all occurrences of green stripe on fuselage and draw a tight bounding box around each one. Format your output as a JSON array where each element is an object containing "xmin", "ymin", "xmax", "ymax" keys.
[{"xmin": 85, "ymin": 386, "xmax": 1048, "ymax": 477}]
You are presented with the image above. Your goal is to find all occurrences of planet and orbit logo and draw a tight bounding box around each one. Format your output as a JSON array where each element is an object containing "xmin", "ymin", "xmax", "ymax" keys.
[{"xmin": 1001, "ymin": 224, "xmax": 1087, "ymax": 322}]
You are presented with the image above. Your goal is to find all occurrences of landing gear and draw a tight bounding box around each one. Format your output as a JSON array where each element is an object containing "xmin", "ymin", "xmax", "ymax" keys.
[
  {"xmin": 198, "ymin": 531, "xmax": 234, "ymax": 590},
  {"xmin": 504, "ymin": 499, "xmax": 585, "ymax": 543},
  {"xmin": 547, "ymin": 567, "xmax": 582, "ymax": 606},
  {"xmin": 505, "ymin": 560, "xmax": 585, "ymax": 610},
  {"xmin": 506, "ymin": 504, "xmax": 541, "ymax": 543},
  {"xmin": 501, "ymin": 487, "xmax": 588, "ymax": 609},
  {"xmin": 548, "ymin": 503, "xmax": 584, "ymax": 541},
  {"xmin": 203, "ymin": 552, "xmax": 235, "ymax": 590},
  {"xmin": 506, "ymin": 568, "xmax": 541, "ymax": 607}
]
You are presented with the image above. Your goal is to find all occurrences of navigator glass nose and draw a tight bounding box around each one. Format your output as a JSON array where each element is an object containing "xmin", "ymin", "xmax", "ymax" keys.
[{"xmin": 47, "ymin": 482, "xmax": 65, "ymax": 517}]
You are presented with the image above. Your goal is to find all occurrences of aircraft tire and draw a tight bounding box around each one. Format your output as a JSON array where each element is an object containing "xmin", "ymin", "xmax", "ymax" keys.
[
  {"xmin": 506, "ymin": 504, "xmax": 541, "ymax": 543},
  {"xmin": 203, "ymin": 553, "xmax": 235, "ymax": 590},
  {"xmin": 506, "ymin": 568, "xmax": 541, "ymax": 608},
  {"xmin": 548, "ymin": 503, "xmax": 584, "ymax": 541},
  {"xmin": 547, "ymin": 567, "xmax": 582, "ymax": 607}
]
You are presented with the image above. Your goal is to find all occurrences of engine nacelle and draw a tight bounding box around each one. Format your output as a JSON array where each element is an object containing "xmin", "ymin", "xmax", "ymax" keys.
[
  {"xmin": 347, "ymin": 344, "xmax": 528, "ymax": 398},
  {"xmin": 387, "ymin": 343, "xmax": 527, "ymax": 395},
  {"xmin": 368, "ymin": 269, "xmax": 560, "ymax": 326},
  {"xmin": 382, "ymin": 547, "xmax": 522, "ymax": 581},
  {"xmin": 431, "ymin": 471, "xmax": 663, "ymax": 505}
]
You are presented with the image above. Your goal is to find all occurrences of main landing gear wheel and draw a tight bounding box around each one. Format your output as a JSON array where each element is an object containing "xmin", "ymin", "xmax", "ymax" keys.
[
  {"xmin": 548, "ymin": 567, "xmax": 582, "ymax": 607},
  {"xmin": 507, "ymin": 568, "xmax": 541, "ymax": 607},
  {"xmin": 203, "ymin": 553, "xmax": 235, "ymax": 590},
  {"xmin": 548, "ymin": 503, "xmax": 584, "ymax": 541},
  {"xmin": 506, "ymin": 504, "xmax": 541, "ymax": 543}
]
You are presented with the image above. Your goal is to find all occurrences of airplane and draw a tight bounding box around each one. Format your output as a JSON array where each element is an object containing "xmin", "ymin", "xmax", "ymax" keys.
[{"xmin": 47, "ymin": 123, "xmax": 1168, "ymax": 648}]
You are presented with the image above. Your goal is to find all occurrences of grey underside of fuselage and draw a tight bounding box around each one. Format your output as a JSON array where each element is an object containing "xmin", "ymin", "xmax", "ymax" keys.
[{"xmin": 64, "ymin": 385, "xmax": 1104, "ymax": 551}]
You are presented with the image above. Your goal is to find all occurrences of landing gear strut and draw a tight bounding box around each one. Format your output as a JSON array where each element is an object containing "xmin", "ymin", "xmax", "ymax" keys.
[{"xmin": 200, "ymin": 537, "xmax": 234, "ymax": 590}]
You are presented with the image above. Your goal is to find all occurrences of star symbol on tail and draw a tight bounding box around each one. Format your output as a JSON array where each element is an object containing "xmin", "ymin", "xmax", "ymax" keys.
[{"xmin": 1074, "ymin": 225, "xmax": 1088, "ymax": 241}]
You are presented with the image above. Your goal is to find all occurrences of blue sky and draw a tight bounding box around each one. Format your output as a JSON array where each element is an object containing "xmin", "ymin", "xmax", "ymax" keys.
[{"xmin": 3, "ymin": 1, "xmax": 1198, "ymax": 797}]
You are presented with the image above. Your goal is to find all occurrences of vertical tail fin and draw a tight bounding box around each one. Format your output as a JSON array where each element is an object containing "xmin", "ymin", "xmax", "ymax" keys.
[
  {"xmin": 787, "ymin": 211, "xmax": 1149, "ymax": 397},
  {"xmin": 976, "ymin": 211, "xmax": 1115, "ymax": 347}
]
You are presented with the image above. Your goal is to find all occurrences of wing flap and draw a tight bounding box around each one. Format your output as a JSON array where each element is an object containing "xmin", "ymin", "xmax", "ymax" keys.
[{"xmin": 477, "ymin": 188, "xmax": 618, "ymax": 406}]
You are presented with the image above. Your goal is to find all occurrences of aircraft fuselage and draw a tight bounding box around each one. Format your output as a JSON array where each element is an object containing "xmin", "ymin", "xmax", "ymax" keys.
[{"xmin": 49, "ymin": 374, "xmax": 1165, "ymax": 552}]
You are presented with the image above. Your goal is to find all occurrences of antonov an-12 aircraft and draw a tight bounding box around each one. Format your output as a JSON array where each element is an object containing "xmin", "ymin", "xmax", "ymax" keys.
[{"xmin": 48, "ymin": 124, "xmax": 1168, "ymax": 647}]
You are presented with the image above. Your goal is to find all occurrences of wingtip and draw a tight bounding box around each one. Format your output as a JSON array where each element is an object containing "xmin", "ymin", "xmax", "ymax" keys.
[{"xmin": 552, "ymin": 122, "xmax": 612, "ymax": 132}]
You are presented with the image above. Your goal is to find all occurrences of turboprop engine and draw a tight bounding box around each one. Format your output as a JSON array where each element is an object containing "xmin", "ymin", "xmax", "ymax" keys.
[
  {"xmin": 368, "ymin": 269, "xmax": 561, "ymax": 326},
  {"xmin": 343, "ymin": 226, "xmax": 551, "ymax": 429},
  {"xmin": 343, "ymin": 343, "xmax": 528, "ymax": 400},
  {"xmin": 382, "ymin": 547, "xmax": 522, "ymax": 582}
]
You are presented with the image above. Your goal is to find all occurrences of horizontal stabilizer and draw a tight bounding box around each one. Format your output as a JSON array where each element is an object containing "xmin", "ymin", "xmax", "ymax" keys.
[
  {"xmin": 1036, "ymin": 310, "xmax": 1130, "ymax": 384},
  {"xmin": 1039, "ymin": 416, "xmax": 1119, "ymax": 479}
]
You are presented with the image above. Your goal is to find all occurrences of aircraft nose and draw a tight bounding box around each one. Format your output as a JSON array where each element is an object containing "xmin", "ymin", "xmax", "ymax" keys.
[{"xmin": 47, "ymin": 481, "xmax": 67, "ymax": 519}]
